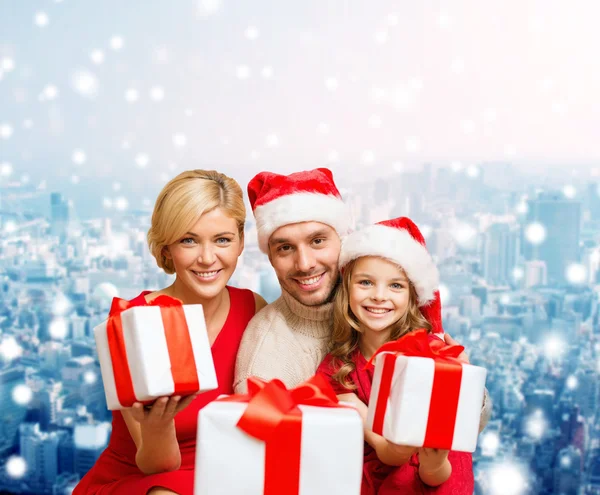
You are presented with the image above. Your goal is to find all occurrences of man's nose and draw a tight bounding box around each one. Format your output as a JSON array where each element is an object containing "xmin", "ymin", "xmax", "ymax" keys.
[{"xmin": 295, "ymin": 246, "xmax": 317, "ymax": 273}]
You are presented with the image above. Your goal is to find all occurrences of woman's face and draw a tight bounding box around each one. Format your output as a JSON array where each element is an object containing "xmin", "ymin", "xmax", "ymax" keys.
[{"xmin": 164, "ymin": 208, "xmax": 243, "ymax": 302}]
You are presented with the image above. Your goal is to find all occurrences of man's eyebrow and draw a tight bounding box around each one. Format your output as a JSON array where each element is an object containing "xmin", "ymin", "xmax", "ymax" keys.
[
  {"xmin": 310, "ymin": 230, "xmax": 330, "ymax": 238},
  {"xmin": 269, "ymin": 237, "xmax": 289, "ymax": 246}
]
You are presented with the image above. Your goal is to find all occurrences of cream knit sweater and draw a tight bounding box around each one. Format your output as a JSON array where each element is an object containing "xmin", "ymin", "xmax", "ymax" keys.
[{"xmin": 234, "ymin": 289, "xmax": 333, "ymax": 394}]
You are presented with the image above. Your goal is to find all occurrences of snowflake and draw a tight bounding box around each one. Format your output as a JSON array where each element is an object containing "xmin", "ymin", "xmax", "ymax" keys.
[
  {"xmin": 0, "ymin": 161, "xmax": 13, "ymax": 177},
  {"xmin": 325, "ymin": 77, "xmax": 338, "ymax": 91},
  {"xmin": 124, "ymin": 88, "xmax": 139, "ymax": 103},
  {"xmin": 566, "ymin": 263, "xmax": 586, "ymax": 284},
  {"xmin": 245, "ymin": 26, "xmax": 259, "ymax": 40},
  {"xmin": 0, "ymin": 123, "xmax": 13, "ymax": 139},
  {"xmin": 135, "ymin": 153, "xmax": 149, "ymax": 168},
  {"xmin": 0, "ymin": 336, "xmax": 23, "ymax": 361},
  {"xmin": 265, "ymin": 133, "xmax": 279, "ymax": 148},
  {"xmin": 261, "ymin": 66, "xmax": 274, "ymax": 79},
  {"xmin": 34, "ymin": 12, "xmax": 49, "ymax": 27},
  {"xmin": 72, "ymin": 149, "xmax": 87, "ymax": 165},
  {"xmin": 90, "ymin": 50, "xmax": 105, "ymax": 65},
  {"xmin": 524, "ymin": 222, "xmax": 546, "ymax": 245},
  {"xmin": 172, "ymin": 133, "xmax": 187, "ymax": 148},
  {"xmin": 149, "ymin": 86, "xmax": 165, "ymax": 101},
  {"xmin": 5, "ymin": 456, "xmax": 27, "ymax": 479},
  {"xmin": 1, "ymin": 57, "xmax": 15, "ymax": 72},
  {"xmin": 49, "ymin": 318, "xmax": 68, "ymax": 340},
  {"xmin": 110, "ymin": 36, "xmax": 124, "ymax": 51},
  {"xmin": 12, "ymin": 384, "xmax": 33, "ymax": 406},
  {"xmin": 115, "ymin": 197, "xmax": 129, "ymax": 211},
  {"xmin": 70, "ymin": 69, "xmax": 99, "ymax": 98}
]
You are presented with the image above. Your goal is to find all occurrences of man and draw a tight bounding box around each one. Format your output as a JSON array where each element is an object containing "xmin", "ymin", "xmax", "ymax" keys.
[
  {"xmin": 234, "ymin": 167, "xmax": 351, "ymax": 392},
  {"xmin": 233, "ymin": 168, "xmax": 490, "ymax": 431}
]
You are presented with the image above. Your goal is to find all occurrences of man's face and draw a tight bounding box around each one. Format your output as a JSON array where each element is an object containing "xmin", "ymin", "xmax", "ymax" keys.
[{"xmin": 268, "ymin": 221, "xmax": 341, "ymax": 307}]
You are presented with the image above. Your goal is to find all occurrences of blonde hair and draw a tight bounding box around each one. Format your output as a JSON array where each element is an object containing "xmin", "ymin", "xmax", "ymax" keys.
[
  {"xmin": 147, "ymin": 170, "xmax": 246, "ymax": 274},
  {"xmin": 330, "ymin": 257, "xmax": 432, "ymax": 390}
]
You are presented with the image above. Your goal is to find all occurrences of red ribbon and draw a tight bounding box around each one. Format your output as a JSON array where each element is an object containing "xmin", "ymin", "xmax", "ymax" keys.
[
  {"xmin": 106, "ymin": 295, "xmax": 200, "ymax": 407},
  {"xmin": 368, "ymin": 329, "xmax": 464, "ymax": 449},
  {"xmin": 218, "ymin": 375, "xmax": 343, "ymax": 495}
]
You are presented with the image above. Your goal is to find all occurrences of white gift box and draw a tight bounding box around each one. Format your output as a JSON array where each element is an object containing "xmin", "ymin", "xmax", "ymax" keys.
[
  {"xmin": 94, "ymin": 304, "xmax": 218, "ymax": 410},
  {"xmin": 194, "ymin": 400, "xmax": 364, "ymax": 495},
  {"xmin": 366, "ymin": 354, "xmax": 487, "ymax": 452}
]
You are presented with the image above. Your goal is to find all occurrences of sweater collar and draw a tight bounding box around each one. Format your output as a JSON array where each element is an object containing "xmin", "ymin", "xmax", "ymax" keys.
[{"xmin": 281, "ymin": 288, "xmax": 334, "ymax": 322}]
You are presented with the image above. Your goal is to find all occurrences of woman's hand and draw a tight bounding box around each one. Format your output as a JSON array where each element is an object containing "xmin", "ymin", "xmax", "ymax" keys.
[{"xmin": 130, "ymin": 394, "xmax": 198, "ymax": 432}]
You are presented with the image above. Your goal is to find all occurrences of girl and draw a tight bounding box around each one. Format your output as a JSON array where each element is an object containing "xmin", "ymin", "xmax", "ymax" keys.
[
  {"xmin": 317, "ymin": 217, "xmax": 478, "ymax": 494},
  {"xmin": 75, "ymin": 170, "xmax": 267, "ymax": 495}
]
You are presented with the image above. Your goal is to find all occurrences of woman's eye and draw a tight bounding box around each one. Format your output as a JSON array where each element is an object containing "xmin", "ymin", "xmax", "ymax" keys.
[
  {"xmin": 180, "ymin": 237, "xmax": 196, "ymax": 244},
  {"xmin": 216, "ymin": 237, "xmax": 232, "ymax": 244}
]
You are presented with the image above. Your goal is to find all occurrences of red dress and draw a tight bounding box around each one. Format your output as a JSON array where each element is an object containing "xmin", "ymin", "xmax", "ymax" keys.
[
  {"xmin": 74, "ymin": 286, "xmax": 257, "ymax": 495},
  {"xmin": 317, "ymin": 347, "xmax": 475, "ymax": 495}
]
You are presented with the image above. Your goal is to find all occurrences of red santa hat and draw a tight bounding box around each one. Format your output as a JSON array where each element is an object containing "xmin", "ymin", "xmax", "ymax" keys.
[
  {"xmin": 338, "ymin": 216, "xmax": 444, "ymax": 334},
  {"xmin": 248, "ymin": 168, "xmax": 352, "ymax": 253}
]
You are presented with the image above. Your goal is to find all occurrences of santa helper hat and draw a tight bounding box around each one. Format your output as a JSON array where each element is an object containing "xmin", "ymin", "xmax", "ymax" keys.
[
  {"xmin": 247, "ymin": 168, "xmax": 352, "ymax": 253},
  {"xmin": 338, "ymin": 217, "xmax": 444, "ymax": 336}
]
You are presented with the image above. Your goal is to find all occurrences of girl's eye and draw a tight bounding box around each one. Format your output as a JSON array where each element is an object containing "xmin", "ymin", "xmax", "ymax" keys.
[
  {"xmin": 390, "ymin": 283, "xmax": 403, "ymax": 290},
  {"xmin": 359, "ymin": 280, "xmax": 372, "ymax": 286}
]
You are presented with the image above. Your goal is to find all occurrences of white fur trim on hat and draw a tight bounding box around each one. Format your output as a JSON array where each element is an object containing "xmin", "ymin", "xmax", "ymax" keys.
[
  {"xmin": 338, "ymin": 224, "xmax": 439, "ymax": 305},
  {"xmin": 254, "ymin": 192, "xmax": 352, "ymax": 253}
]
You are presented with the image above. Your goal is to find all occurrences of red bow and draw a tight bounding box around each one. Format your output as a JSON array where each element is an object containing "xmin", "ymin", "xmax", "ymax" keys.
[
  {"xmin": 109, "ymin": 294, "xmax": 183, "ymax": 317},
  {"xmin": 367, "ymin": 328, "xmax": 464, "ymax": 367}
]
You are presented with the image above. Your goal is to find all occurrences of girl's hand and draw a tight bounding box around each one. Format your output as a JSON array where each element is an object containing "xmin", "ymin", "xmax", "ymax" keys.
[
  {"xmin": 418, "ymin": 447, "xmax": 450, "ymax": 472},
  {"xmin": 387, "ymin": 441, "xmax": 417, "ymax": 460},
  {"xmin": 130, "ymin": 394, "xmax": 197, "ymax": 431},
  {"xmin": 444, "ymin": 334, "xmax": 470, "ymax": 364},
  {"xmin": 338, "ymin": 393, "xmax": 368, "ymax": 423}
]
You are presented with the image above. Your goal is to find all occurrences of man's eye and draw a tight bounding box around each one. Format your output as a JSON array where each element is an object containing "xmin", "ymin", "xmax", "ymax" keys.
[
  {"xmin": 278, "ymin": 245, "xmax": 291, "ymax": 252},
  {"xmin": 313, "ymin": 238, "xmax": 325, "ymax": 245}
]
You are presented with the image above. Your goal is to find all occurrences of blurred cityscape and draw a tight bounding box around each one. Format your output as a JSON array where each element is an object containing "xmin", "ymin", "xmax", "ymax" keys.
[{"xmin": 1, "ymin": 162, "xmax": 599, "ymax": 494}]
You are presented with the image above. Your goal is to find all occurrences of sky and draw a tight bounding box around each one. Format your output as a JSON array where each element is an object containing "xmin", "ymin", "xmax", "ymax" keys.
[{"xmin": 1, "ymin": 0, "xmax": 600, "ymax": 214}]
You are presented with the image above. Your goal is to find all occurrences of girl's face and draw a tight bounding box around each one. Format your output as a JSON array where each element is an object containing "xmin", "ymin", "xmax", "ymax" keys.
[
  {"xmin": 163, "ymin": 207, "xmax": 244, "ymax": 302},
  {"xmin": 349, "ymin": 256, "xmax": 411, "ymax": 336}
]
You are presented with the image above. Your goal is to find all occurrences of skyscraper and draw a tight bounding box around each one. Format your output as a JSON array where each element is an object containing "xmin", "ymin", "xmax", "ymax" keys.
[
  {"xmin": 483, "ymin": 222, "xmax": 520, "ymax": 284},
  {"xmin": 524, "ymin": 192, "xmax": 581, "ymax": 285},
  {"xmin": 50, "ymin": 192, "xmax": 70, "ymax": 239},
  {"xmin": 0, "ymin": 367, "xmax": 28, "ymax": 457}
]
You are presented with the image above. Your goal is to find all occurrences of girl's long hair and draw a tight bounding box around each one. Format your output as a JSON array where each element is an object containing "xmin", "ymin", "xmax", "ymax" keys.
[{"xmin": 330, "ymin": 257, "xmax": 432, "ymax": 390}]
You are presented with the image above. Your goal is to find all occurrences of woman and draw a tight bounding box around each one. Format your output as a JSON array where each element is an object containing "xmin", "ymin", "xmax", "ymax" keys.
[{"xmin": 75, "ymin": 170, "xmax": 267, "ymax": 495}]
